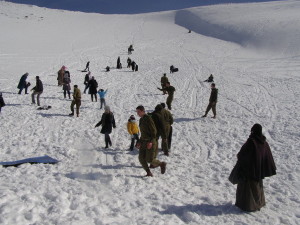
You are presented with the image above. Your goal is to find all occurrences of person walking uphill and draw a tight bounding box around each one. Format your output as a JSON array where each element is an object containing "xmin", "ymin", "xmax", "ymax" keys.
[
  {"xmin": 98, "ymin": 89, "xmax": 108, "ymax": 109},
  {"xmin": 95, "ymin": 106, "xmax": 116, "ymax": 148},
  {"xmin": 0, "ymin": 92, "xmax": 5, "ymax": 113},
  {"xmin": 17, "ymin": 72, "xmax": 30, "ymax": 94},
  {"xmin": 69, "ymin": 85, "xmax": 81, "ymax": 117},
  {"xmin": 127, "ymin": 115, "xmax": 140, "ymax": 151},
  {"xmin": 31, "ymin": 76, "xmax": 43, "ymax": 106},
  {"xmin": 57, "ymin": 66, "xmax": 65, "ymax": 86},
  {"xmin": 135, "ymin": 105, "xmax": 166, "ymax": 177},
  {"xmin": 88, "ymin": 76, "xmax": 98, "ymax": 102},
  {"xmin": 202, "ymin": 83, "xmax": 218, "ymax": 118},
  {"xmin": 160, "ymin": 73, "xmax": 169, "ymax": 95},
  {"xmin": 157, "ymin": 82, "xmax": 175, "ymax": 110},
  {"xmin": 63, "ymin": 72, "xmax": 71, "ymax": 99},
  {"xmin": 233, "ymin": 124, "xmax": 276, "ymax": 212}
]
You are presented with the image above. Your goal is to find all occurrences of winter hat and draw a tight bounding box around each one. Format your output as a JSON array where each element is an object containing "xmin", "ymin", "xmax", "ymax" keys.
[
  {"xmin": 25, "ymin": 72, "xmax": 29, "ymax": 76},
  {"xmin": 130, "ymin": 115, "xmax": 135, "ymax": 120},
  {"xmin": 161, "ymin": 103, "xmax": 166, "ymax": 109},
  {"xmin": 155, "ymin": 104, "xmax": 163, "ymax": 111},
  {"xmin": 104, "ymin": 105, "xmax": 110, "ymax": 111},
  {"xmin": 251, "ymin": 123, "xmax": 263, "ymax": 136}
]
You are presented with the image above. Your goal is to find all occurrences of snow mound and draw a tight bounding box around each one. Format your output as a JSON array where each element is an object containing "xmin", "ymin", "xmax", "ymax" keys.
[{"xmin": 175, "ymin": 1, "xmax": 300, "ymax": 55}]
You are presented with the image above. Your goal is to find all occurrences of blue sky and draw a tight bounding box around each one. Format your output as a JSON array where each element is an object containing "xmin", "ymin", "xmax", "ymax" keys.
[{"xmin": 5, "ymin": 0, "xmax": 281, "ymax": 14}]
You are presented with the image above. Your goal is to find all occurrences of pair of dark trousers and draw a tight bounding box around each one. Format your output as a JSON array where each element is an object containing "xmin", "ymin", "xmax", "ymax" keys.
[
  {"xmin": 71, "ymin": 99, "xmax": 81, "ymax": 116},
  {"xmin": 32, "ymin": 91, "xmax": 42, "ymax": 106},
  {"xmin": 138, "ymin": 140, "xmax": 161, "ymax": 171},
  {"xmin": 130, "ymin": 134, "xmax": 139, "ymax": 150},
  {"xmin": 205, "ymin": 101, "xmax": 217, "ymax": 117},
  {"xmin": 18, "ymin": 86, "xmax": 28, "ymax": 94},
  {"xmin": 105, "ymin": 133, "xmax": 112, "ymax": 147},
  {"xmin": 91, "ymin": 94, "xmax": 97, "ymax": 102},
  {"xmin": 100, "ymin": 98, "xmax": 106, "ymax": 109},
  {"xmin": 64, "ymin": 90, "xmax": 70, "ymax": 99}
]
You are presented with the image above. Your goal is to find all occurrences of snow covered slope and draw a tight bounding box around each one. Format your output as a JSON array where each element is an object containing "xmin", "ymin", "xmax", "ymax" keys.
[{"xmin": 0, "ymin": 1, "xmax": 299, "ymax": 224}]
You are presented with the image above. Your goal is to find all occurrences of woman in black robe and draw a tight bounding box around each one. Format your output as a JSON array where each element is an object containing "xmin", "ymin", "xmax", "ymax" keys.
[{"xmin": 235, "ymin": 124, "xmax": 276, "ymax": 212}]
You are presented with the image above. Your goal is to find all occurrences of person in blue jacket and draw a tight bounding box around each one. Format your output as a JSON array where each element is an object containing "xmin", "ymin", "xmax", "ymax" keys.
[{"xmin": 98, "ymin": 89, "xmax": 108, "ymax": 109}]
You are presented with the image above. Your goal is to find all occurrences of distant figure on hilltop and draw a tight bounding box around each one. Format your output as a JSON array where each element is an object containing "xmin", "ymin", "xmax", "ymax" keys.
[
  {"xmin": 0, "ymin": 92, "xmax": 5, "ymax": 113},
  {"xmin": 17, "ymin": 72, "xmax": 30, "ymax": 95},
  {"xmin": 131, "ymin": 61, "xmax": 136, "ymax": 72},
  {"xmin": 117, "ymin": 57, "xmax": 122, "ymax": 69},
  {"xmin": 31, "ymin": 76, "xmax": 43, "ymax": 106},
  {"xmin": 232, "ymin": 124, "xmax": 276, "ymax": 212},
  {"xmin": 202, "ymin": 83, "xmax": 218, "ymax": 119},
  {"xmin": 204, "ymin": 74, "xmax": 214, "ymax": 83},
  {"xmin": 95, "ymin": 106, "xmax": 116, "ymax": 149},
  {"xmin": 128, "ymin": 44, "xmax": 134, "ymax": 54},
  {"xmin": 127, "ymin": 57, "xmax": 132, "ymax": 68},
  {"xmin": 170, "ymin": 65, "xmax": 178, "ymax": 73}
]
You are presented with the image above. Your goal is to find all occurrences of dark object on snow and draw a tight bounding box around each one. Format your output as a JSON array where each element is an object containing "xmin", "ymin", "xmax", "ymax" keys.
[
  {"xmin": 106, "ymin": 66, "xmax": 110, "ymax": 72},
  {"xmin": 128, "ymin": 45, "xmax": 134, "ymax": 54},
  {"xmin": 117, "ymin": 57, "xmax": 121, "ymax": 69},
  {"xmin": 204, "ymin": 74, "xmax": 214, "ymax": 82},
  {"xmin": 37, "ymin": 105, "xmax": 52, "ymax": 110},
  {"xmin": 135, "ymin": 64, "xmax": 138, "ymax": 72},
  {"xmin": 188, "ymin": 30, "xmax": 191, "ymax": 33},
  {"xmin": 84, "ymin": 61, "xmax": 90, "ymax": 71},
  {"xmin": 170, "ymin": 65, "xmax": 178, "ymax": 73},
  {"xmin": 0, "ymin": 155, "xmax": 59, "ymax": 167}
]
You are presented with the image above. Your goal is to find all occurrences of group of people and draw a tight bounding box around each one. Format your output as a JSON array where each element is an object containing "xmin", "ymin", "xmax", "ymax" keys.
[
  {"xmin": 11, "ymin": 48, "xmax": 277, "ymax": 213},
  {"xmin": 17, "ymin": 73, "xmax": 44, "ymax": 106}
]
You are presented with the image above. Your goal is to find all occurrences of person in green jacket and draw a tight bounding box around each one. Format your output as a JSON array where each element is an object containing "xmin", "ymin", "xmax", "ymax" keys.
[
  {"xmin": 151, "ymin": 104, "xmax": 168, "ymax": 158},
  {"xmin": 202, "ymin": 83, "xmax": 218, "ymax": 119},
  {"xmin": 69, "ymin": 85, "xmax": 81, "ymax": 117},
  {"xmin": 157, "ymin": 82, "xmax": 175, "ymax": 110},
  {"xmin": 135, "ymin": 105, "xmax": 166, "ymax": 177},
  {"xmin": 160, "ymin": 73, "xmax": 169, "ymax": 95},
  {"xmin": 160, "ymin": 102, "xmax": 173, "ymax": 153}
]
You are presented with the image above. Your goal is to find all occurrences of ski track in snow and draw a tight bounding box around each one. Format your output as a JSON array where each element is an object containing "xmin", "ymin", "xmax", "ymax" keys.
[{"xmin": 0, "ymin": 1, "xmax": 300, "ymax": 225}]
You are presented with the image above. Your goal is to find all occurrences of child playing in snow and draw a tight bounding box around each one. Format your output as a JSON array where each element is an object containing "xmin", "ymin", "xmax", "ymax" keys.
[
  {"xmin": 0, "ymin": 92, "xmax": 5, "ymax": 113},
  {"xmin": 127, "ymin": 115, "xmax": 140, "ymax": 151},
  {"xmin": 98, "ymin": 89, "xmax": 108, "ymax": 109}
]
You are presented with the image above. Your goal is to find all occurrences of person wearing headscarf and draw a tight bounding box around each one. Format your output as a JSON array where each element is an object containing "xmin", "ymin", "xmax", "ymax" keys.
[{"xmin": 234, "ymin": 123, "xmax": 276, "ymax": 212}]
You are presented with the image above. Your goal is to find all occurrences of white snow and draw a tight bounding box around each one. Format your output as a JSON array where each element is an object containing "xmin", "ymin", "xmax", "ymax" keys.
[{"xmin": 0, "ymin": 1, "xmax": 300, "ymax": 224}]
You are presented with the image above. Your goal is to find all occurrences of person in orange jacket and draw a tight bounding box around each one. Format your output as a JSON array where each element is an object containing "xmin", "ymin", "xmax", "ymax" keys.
[{"xmin": 127, "ymin": 115, "xmax": 140, "ymax": 151}]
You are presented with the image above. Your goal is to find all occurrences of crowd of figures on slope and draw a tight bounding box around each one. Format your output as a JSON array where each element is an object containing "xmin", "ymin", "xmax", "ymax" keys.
[{"xmin": 0, "ymin": 43, "xmax": 277, "ymax": 213}]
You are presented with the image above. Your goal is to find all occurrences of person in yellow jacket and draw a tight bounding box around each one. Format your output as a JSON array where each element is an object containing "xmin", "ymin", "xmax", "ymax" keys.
[{"xmin": 127, "ymin": 115, "xmax": 140, "ymax": 151}]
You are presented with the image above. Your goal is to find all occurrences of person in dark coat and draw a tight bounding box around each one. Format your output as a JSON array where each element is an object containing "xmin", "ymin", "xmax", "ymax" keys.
[
  {"xmin": 131, "ymin": 61, "xmax": 136, "ymax": 72},
  {"xmin": 128, "ymin": 45, "xmax": 134, "ymax": 54},
  {"xmin": 95, "ymin": 106, "xmax": 116, "ymax": 148},
  {"xmin": 0, "ymin": 92, "xmax": 5, "ymax": 113},
  {"xmin": 117, "ymin": 57, "xmax": 121, "ymax": 69},
  {"xmin": 84, "ymin": 61, "xmax": 90, "ymax": 71},
  {"xmin": 135, "ymin": 64, "xmax": 138, "ymax": 72},
  {"xmin": 17, "ymin": 73, "xmax": 30, "ymax": 94},
  {"xmin": 63, "ymin": 72, "xmax": 71, "ymax": 99},
  {"xmin": 127, "ymin": 57, "xmax": 132, "ymax": 68},
  {"xmin": 105, "ymin": 66, "xmax": 110, "ymax": 72},
  {"xmin": 202, "ymin": 83, "xmax": 218, "ymax": 118},
  {"xmin": 84, "ymin": 72, "xmax": 91, "ymax": 94},
  {"xmin": 234, "ymin": 124, "xmax": 276, "ymax": 212},
  {"xmin": 204, "ymin": 74, "xmax": 214, "ymax": 82},
  {"xmin": 88, "ymin": 76, "xmax": 98, "ymax": 102},
  {"xmin": 31, "ymin": 76, "xmax": 43, "ymax": 106}
]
